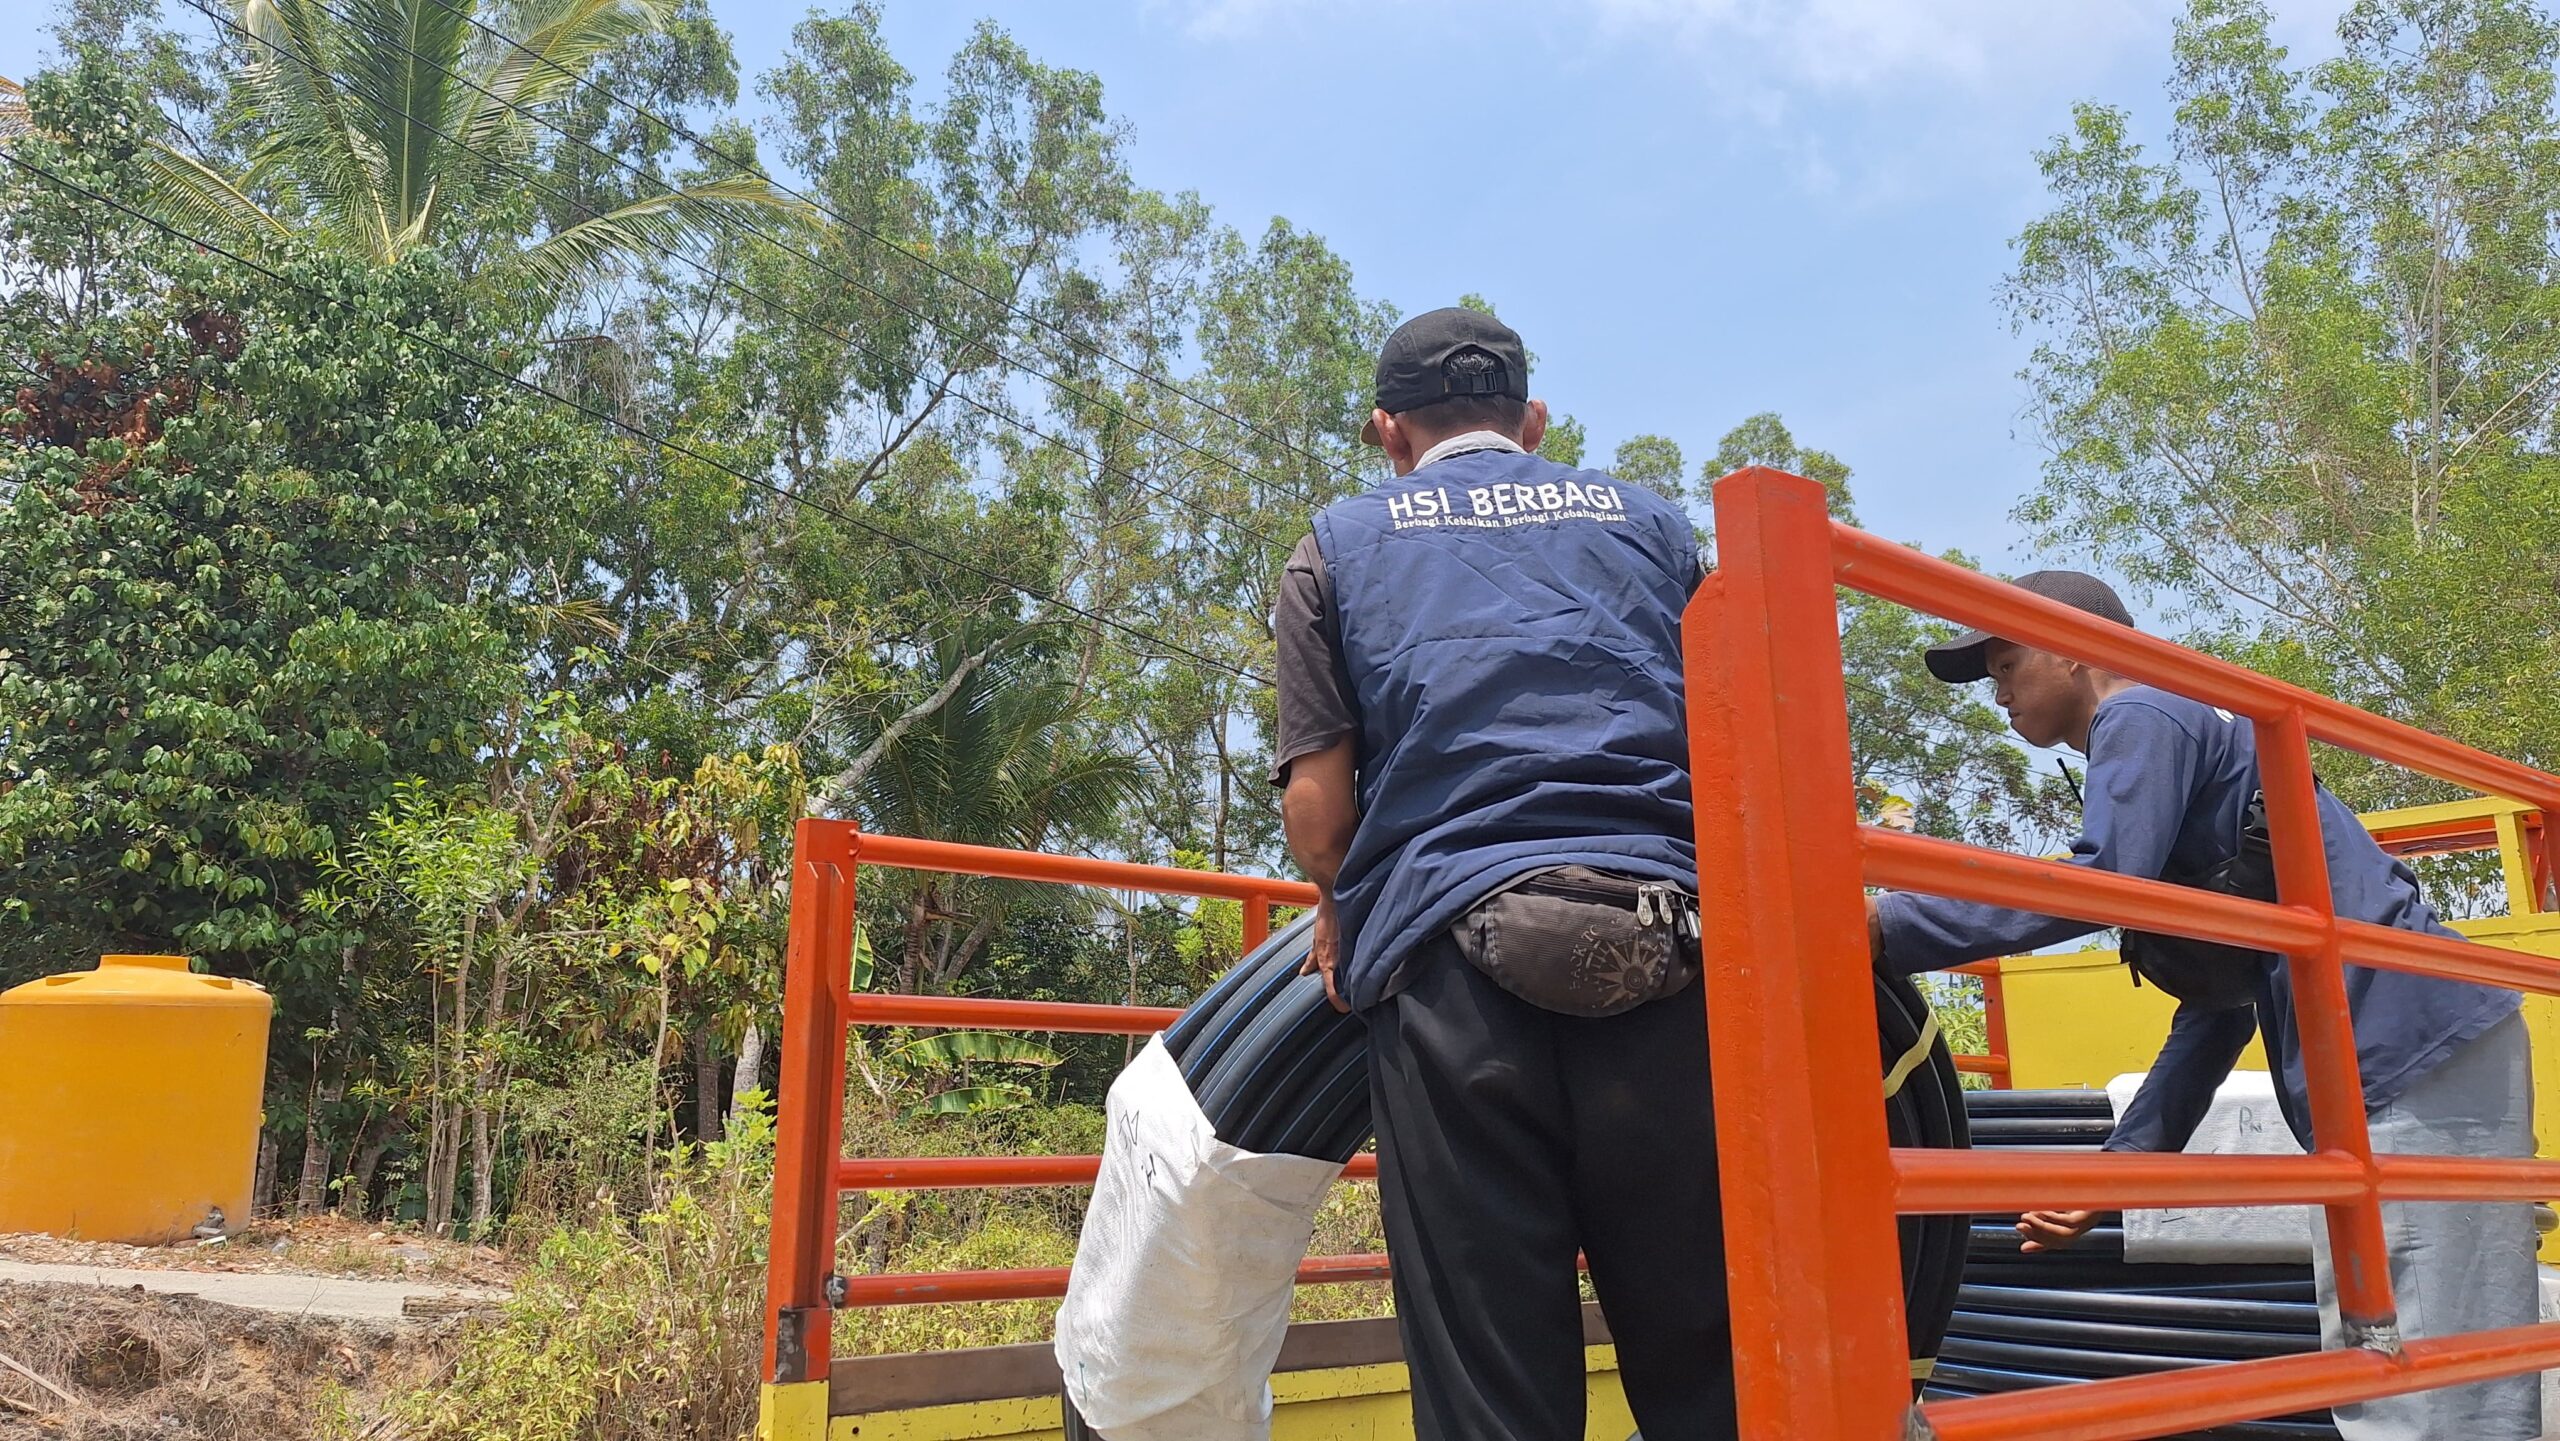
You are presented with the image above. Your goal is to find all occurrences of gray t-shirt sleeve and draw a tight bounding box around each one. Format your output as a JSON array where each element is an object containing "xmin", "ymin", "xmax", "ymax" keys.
[{"xmin": 1270, "ymin": 531, "xmax": 1357, "ymax": 785}]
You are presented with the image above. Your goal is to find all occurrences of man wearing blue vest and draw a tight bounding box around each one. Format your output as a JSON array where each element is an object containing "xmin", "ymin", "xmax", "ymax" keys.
[
  {"xmin": 1869, "ymin": 571, "xmax": 2538, "ymax": 1441},
  {"xmin": 1273, "ymin": 307, "xmax": 1729, "ymax": 1439}
]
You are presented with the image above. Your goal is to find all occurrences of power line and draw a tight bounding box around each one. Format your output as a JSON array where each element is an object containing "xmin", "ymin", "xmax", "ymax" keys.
[
  {"xmin": 413, "ymin": 0, "xmax": 1369, "ymax": 502},
  {"xmin": 7, "ymin": 50, "xmax": 2034, "ymax": 772},
  {"xmin": 213, "ymin": 0, "xmax": 1341, "ymax": 524},
  {"xmin": 0, "ymin": 146, "xmax": 1271, "ymax": 688},
  {"xmin": 177, "ymin": 0, "xmax": 1305, "ymax": 560}
]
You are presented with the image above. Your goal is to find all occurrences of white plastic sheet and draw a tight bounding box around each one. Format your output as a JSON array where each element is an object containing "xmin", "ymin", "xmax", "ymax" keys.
[
  {"xmin": 2104, "ymin": 1070, "xmax": 2317, "ymax": 1264},
  {"xmin": 1054, "ymin": 1035, "xmax": 1345, "ymax": 1441}
]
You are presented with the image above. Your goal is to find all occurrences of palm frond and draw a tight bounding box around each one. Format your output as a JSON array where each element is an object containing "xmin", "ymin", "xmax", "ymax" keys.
[
  {"xmin": 476, "ymin": 0, "xmax": 664, "ymax": 118},
  {"xmin": 238, "ymin": 0, "xmax": 394, "ymax": 255},
  {"xmin": 499, "ymin": 173, "xmax": 807, "ymax": 294},
  {"xmin": 336, "ymin": 0, "xmax": 474, "ymax": 241},
  {"xmin": 135, "ymin": 141, "xmax": 293, "ymax": 244}
]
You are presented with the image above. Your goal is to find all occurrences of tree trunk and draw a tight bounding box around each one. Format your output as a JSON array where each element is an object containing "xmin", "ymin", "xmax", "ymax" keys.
[
  {"xmin": 253, "ymin": 1128, "xmax": 281, "ymax": 1222},
  {"xmin": 296, "ymin": 1074, "xmax": 344, "ymax": 1214},
  {"xmin": 1123, "ymin": 896, "xmax": 1141, "ymax": 1066},
  {"xmin": 430, "ymin": 913, "xmax": 478, "ymax": 1238},
  {"xmin": 470, "ymin": 1103, "xmax": 495, "ymax": 1240},
  {"xmin": 930, "ymin": 906, "xmax": 1004, "ymax": 993},
  {"xmin": 900, "ymin": 892, "xmax": 933, "ymax": 994},
  {"xmin": 424, "ymin": 918, "xmax": 477, "ymax": 1239},
  {"xmin": 430, "ymin": 1108, "xmax": 465, "ymax": 1238},
  {"xmin": 468, "ymin": 932, "xmax": 515, "ymax": 1240},
  {"xmin": 730, "ymin": 1025, "xmax": 765, "ymax": 1119},
  {"xmin": 1211, "ymin": 704, "xmax": 1233, "ymax": 872},
  {"xmin": 342, "ymin": 1118, "xmax": 390, "ymax": 1220},
  {"xmin": 425, "ymin": 958, "xmax": 448, "ymax": 1236},
  {"xmin": 296, "ymin": 980, "xmax": 353, "ymax": 1215},
  {"xmin": 695, "ymin": 1039, "xmax": 725, "ymax": 1143}
]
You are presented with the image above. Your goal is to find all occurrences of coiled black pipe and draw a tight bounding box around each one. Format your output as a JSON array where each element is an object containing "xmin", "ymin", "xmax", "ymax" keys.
[
  {"xmin": 1942, "ymin": 1090, "xmax": 2339, "ymax": 1441},
  {"xmin": 1924, "ymin": 1368, "xmax": 2337, "ymax": 1438},
  {"xmin": 1063, "ymin": 915, "xmax": 1971, "ymax": 1438}
]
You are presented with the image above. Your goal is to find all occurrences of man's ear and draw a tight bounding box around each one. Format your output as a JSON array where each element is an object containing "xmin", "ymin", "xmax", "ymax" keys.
[
  {"xmin": 1520, "ymin": 399, "xmax": 1550, "ymax": 454},
  {"xmin": 1374, "ymin": 409, "xmax": 1418, "ymax": 475}
]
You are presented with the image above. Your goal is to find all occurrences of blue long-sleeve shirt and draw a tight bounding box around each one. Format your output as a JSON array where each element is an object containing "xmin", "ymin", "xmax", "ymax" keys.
[{"xmin": 1877, "ymin": 686, "xmax": 2519, "ymax": 1152}]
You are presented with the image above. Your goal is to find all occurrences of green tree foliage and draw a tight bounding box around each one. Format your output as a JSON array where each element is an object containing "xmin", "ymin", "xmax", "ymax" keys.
[
  {"xmin": 0, "ymin": 59, "xmax": 598, "ymax": 991},
  {"xmin": 1612, "ymin": 434, "xmax": 1687, "ymax": 504},
  {"xmin": 1, "ymin": 7, "xmax": 2090, "ymax": 1246},
  {"xmin": 2008, "ymin": 0, "xmax": 2560, "ymax": 793},
  {"xmin": 1703, "ymin": 414, "xmax": 2078, "ymax": 849}
]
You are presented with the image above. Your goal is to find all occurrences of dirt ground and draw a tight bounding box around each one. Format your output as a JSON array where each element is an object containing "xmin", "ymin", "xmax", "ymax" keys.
[
  {"xmin": 0, "ymin": 1281, "xmax": 457, "ymax": 1439},
  {"xmin": 0, "ymin": 1218, "xmax": 515, "ymax": 1290}
]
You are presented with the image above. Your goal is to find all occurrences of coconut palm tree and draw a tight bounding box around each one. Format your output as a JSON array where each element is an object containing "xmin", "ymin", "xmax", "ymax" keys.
[{"xmin": 142, "ymin": 0, "xmax": 797, "ymax": 289}]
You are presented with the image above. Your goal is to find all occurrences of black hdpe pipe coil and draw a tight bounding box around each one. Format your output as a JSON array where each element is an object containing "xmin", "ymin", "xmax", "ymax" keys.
[
  {"xmin": 1925, "ymin": 1373, "xmax": 2337, "ymax": 1439},
  {"xmin": 1944, "ymin": 1092, "xmax": 2341, "ymax": 1441},
  {"xmin": 1064, "ymin": 914, "xmax": 1972, "ymax": 1439}
]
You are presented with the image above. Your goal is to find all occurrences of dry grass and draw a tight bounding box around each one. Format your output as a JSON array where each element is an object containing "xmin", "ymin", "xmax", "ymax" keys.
[{"xmin": 0, "ymin": 1281, "xmax": 452, "ymax": 1439}]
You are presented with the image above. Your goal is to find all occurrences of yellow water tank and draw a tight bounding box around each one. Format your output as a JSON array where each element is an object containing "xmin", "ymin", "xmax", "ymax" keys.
[{"xmin": 0, "ymin": 954, "xmax": 272, "ymax": 1244}]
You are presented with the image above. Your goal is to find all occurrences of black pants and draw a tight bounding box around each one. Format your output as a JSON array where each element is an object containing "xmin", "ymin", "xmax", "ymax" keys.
[{"xmin": 1367, "ymin": 936, "xmax": 1736, "ymax": 1441}]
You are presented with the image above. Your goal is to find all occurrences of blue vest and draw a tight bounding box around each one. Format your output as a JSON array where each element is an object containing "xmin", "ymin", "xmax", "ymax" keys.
[{"xmin": 1312, "ymin": 448, "xmax": 1702, "ymax": 1010}]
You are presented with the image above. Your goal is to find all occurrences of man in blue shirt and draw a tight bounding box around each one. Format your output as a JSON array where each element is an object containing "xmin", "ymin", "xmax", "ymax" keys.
[
  {"xmin": 1870, "ymin": 569, "xmax": 2538, "ymax": 1441},
  {"xmin": 1275, "ymin": 308, "xmax": 1726, "ymax": 1439}
]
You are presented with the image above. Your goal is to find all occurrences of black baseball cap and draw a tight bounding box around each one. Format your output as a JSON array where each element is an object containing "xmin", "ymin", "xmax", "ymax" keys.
[
  {"xmin": 1924, "ymin": 569, "xmax": 2136, "ymax": 683},
  {"xmin": 1359, "ymin": 307, "xmax": 1530, "ymax": 445}
]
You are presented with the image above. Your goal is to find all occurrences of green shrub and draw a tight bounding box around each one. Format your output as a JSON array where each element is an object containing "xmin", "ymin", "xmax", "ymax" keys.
[{"xmin": 401, "ymin": 1107, "xmax": 772, "ymax": 1441}]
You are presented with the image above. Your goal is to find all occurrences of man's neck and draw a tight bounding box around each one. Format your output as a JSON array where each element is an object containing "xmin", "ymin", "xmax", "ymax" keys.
[
  {"xmin": 2070, "ymin": 674, "xmax": 2139, "ymax": 751},
  {"xmin": 1408, "ymin": 429, "xmax": 1525, "ymax": 474}
]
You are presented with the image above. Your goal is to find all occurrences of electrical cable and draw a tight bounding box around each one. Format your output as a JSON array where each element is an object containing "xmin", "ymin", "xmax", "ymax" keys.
[
  {"xmin": 31, "ymin": 18, "xmax": 2044, "ymax": 782},
  {"xmin": 170, "ymin": 0, "xmax": 1309, "ymax": 557},
  {"xmin": 411, "ymin": 0, "xmax": 1372, "ymax": 503},
  {"xmin": 0, "ymin": 146, "xmax": 1271, "ymax": 688},
  {"xmin": 1059, "ymin": 913, "xmax": 1973, "ymax": 1439},
  {"xmin": 159, "ymin": 0, "xmax": 2080, "ymax": 785}
]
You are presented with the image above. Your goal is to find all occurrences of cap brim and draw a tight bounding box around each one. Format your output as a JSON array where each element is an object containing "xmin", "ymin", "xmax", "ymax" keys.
[
  {"xmin": 1923, "ymin": 630, "xmax": 1997, "ymax": 683},
  {"xmin": 1358, "ymin": 414, "xmax": 1381, "ymax": 446}
]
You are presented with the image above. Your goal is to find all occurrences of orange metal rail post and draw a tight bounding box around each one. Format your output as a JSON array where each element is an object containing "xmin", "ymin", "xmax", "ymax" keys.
[{"xmin": 1693, "ymin": 465, "xmax": 2560, "ymax": 1441}]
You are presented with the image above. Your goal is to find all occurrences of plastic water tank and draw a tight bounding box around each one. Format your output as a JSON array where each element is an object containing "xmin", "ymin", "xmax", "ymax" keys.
[{"xmin": 0, "ymin": 954, "xmax": 272, "ymax": 1244}]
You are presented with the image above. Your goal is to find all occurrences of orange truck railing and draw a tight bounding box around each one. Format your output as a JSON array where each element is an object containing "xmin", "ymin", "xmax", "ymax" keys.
[
  {"xmin": 1694, "ymin": 465, "xmax": 2560, "ymax": 1440},
  {"xmin": 758, "ymin": 822, "xmax": 2011, "ymax": 1426},
  {"xmin": 760, "ymin": 830, "xmax": 1344, "ymax": 1401}
]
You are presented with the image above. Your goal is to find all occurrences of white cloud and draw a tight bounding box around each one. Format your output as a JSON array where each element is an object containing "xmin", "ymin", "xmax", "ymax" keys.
[
  {"xmin": 1150, "ymin": 0, "xmax": 2179, "ymax": 91},
  {"xmin": 1143, "ymin": 0, "xmax": 1354, "ymax": 41},
  {"xmin": 1580, "ymin": 0, "xmax": 2173, "ymax": 93}
]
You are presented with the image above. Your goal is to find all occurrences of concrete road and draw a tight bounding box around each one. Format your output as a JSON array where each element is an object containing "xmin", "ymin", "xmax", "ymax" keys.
[{"xmin": 0, "ymin": 1259, "xmax": 506, "ymax": 1321}]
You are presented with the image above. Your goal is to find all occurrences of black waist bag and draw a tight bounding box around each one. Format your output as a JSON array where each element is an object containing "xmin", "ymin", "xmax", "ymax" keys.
[
  {"xmin": 2120, "ymin": 792, "xmax": 2276, "ymax": 1012},
  {"xmin": 1451, "ymin": 864, "xmax": 1700, "ymax": 1018}
]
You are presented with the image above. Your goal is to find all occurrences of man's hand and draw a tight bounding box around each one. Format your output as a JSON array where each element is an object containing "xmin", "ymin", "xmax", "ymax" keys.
[
  {"xmin": 1866, "ymin": 893, "xmax": 1885, "ymax": 963},
  {"xmin": 2016, "ymin": 1209, "xmax": 2099, "ymax": 1253},
  {"xmin": 1300, "ymin": 895, "xmax": 1349, "ymax": 1013}
]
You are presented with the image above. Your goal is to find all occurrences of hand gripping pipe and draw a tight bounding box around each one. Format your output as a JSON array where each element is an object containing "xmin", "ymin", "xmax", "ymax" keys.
[{"xmin": 1062, "ymin": 915, "xmax": 1972, "ymax": 1439}]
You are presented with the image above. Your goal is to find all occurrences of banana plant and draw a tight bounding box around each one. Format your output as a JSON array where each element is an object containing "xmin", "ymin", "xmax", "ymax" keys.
[{"xmin": 847, "ymin": 928, "xmax": 1061, "ymax": 1118}]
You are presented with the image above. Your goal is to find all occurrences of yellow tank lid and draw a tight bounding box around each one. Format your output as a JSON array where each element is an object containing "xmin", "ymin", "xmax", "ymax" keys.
[{"xmin": 1, "ymin": 954, "xmax": 269, "ymax": 1008}]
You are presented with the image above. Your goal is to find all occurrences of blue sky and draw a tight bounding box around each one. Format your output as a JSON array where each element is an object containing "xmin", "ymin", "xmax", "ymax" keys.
[
  {"xmin": 4, "ymin": 0, "xmax": 2348, "ymax": 572},
  {"xmin": 846, "ymin": 0, "xmax": 2346, "ymax": 570}
]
